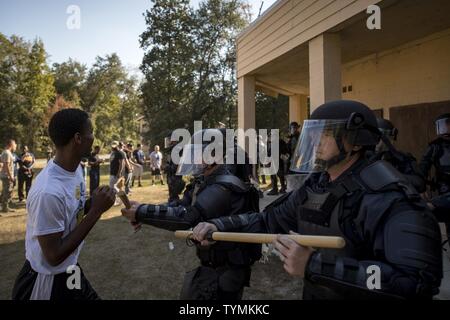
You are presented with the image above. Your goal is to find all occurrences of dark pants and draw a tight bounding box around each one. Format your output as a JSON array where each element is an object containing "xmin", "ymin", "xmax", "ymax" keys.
[
  {"xmin": 167, "ymin": 174, "xmax": 185, "ymax": 202},
  {"xmin": 89, "ymin": 171, "xmax": 100, "ymax": 196},
  {"xmin": 269, "ymin": 159, "xmax": 287, "ymax": 192},
  {"xmin": 180, "ymin": 265, "xmax": 249, "ymax": 300},
  {"xmin": 270, "ymin": 172, "xmax": 286, "ymax": 192},
  {"xmin": 18, "ymin": 171, "xmax": 33, "ymax": 201},
  {"xmin": 12, "ymin": 260, "xmax": 100, "ymax": 300}
]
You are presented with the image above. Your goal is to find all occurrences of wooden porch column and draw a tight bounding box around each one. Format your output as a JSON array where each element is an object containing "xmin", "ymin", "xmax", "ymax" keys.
[
  {"xmin": 237, "ymin": 76, "xmax": 255, "ymax": 148},
  {"xmin": 289, "ymin": 94, "xmax": 309, "ymax": 125},
  {"xmin": 309, "ymin": 33, "xmax": 342, "ymax": 112}
]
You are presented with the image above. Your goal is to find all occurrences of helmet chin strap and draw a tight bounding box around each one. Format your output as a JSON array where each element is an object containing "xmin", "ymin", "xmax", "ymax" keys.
[{"xmin": 324, "ymin": 135, "xmax": 351, "ymax": 169}]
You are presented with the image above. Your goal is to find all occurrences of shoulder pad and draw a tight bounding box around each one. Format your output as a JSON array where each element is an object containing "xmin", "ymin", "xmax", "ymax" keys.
[
  {"xmin": 194, "ymin": 184, "xmax": 231, "ymax": 216},
  {"xmin": 264, "ymin": 190, "xmax": 295, "ymax": 211},
  {"xmin": 359, "ymin": 160, "xmax": 405, "ymax": 192},
  {"xmin": 209, "ymin": 175, "xmax": 249, "ymax": 193}
]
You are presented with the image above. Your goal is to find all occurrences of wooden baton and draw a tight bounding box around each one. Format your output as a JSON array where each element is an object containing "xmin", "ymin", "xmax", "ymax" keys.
[
  {"xmin": 114, "ymin": 178, "xmax": 131, "ymax": 209},
  {"xmin": 174, "ymin": 230, "xmax": 345, "ymax": 249}
]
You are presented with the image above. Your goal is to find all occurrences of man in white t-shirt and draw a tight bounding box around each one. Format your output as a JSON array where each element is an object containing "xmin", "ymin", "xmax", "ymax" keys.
[
  {"xmin": 12, "ymin": 109, "xmax": 116, "ymax": 300},
  {"xmin": 149, "ymin": 145, "xmax": 164, "ymax": 185}
]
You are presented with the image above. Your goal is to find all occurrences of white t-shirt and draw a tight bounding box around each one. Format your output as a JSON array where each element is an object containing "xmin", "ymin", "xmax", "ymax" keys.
[
  {"xmin": 25, "ymin": 159, "xmax": 86, "ymax": 275},
  {"xmin": 149, "ymin": 151, "xmax": 163, "ymax": 169}
]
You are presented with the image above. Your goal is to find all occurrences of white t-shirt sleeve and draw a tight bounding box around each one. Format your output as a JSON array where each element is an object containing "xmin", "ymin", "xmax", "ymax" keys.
[{"xmin": 32, "ymin": 193, "xmax": 66, "ymax": 237}]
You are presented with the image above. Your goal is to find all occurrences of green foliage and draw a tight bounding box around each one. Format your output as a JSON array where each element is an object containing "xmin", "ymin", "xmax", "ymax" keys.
[
  {"xmin": 140, "ymin": 0, "xmax": 251, "ymax": 146},
  {"xmin": 78, "ymin": 54, "xmax": 141, "ymax": 147},
  {"xmin": 0, "ymin": 34, "xmax": 55, "ymax": 152},
  {"xmin": 52, "ymin": 58, "xmax": 86, "ymax": 105},
  {"xmin": 0, "ymin": 33, "xmax": 141, "ymax": 153},
  {"xmin": 255, "ymin": 93, "xmax": 289, "ymax": 138}
]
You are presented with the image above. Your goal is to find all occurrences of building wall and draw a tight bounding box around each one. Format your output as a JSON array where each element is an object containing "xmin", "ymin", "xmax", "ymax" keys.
[
  {"xmin": 342, "ymin": 28, "xmax": 450, "ymax": 118},
  {"xmin": 341, "ymin": 28, "xmax": 450, "ymax": 158},
  {"xmin": 237, "ymin": 0, "xmax": 382, "ymax": 77}
]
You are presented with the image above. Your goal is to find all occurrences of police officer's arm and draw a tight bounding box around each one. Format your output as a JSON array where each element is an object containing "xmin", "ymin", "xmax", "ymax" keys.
[
  {"xmin": 206, "ymin": 187, "xmax": 301, "ymax": 234},
  {"xmin": 304, "ymin": 201, "xmax": 443, "ymax": 299},
  {"xmin": 127, "ymin": 184, "xmax": 232, "ymax": 232}
]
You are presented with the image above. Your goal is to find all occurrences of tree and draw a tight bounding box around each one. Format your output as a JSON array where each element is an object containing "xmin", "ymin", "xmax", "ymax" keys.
[
  {"xmin": 78, "ymin": 54, "xmax": 141, "ymax": 147},
  {"xmin": 52, "ymin": 58, "xmax": 86, "ymax": 106},
  {"xmin": 255, "ymin": 93, "xmax": 289, "ymax": 137},
  {"xmin": 0, "ymin": 32, "xmax": 141, "ymax": 152},
  {"xmin": 0, "ymin": 33, "xmax": 55, "ymax": 151},
  {"xmin": 140, "ymin": 0, "xmax": 251, "ymax": 146}
]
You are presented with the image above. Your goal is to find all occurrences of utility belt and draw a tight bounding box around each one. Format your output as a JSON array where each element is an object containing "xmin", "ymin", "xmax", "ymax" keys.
[{"xmin": 196, "ymin": 243, "xmax": 259, "ymax": 268}]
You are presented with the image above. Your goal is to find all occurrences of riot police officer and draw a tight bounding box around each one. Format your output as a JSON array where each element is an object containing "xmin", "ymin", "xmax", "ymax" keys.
[
  {"xmin": 164, "ymin": 133, "xmax": 186, "ymax": 203},
  {"xmin": 121, "ymin": 129, "xmax": 261, "ymax": 300},
  {"xmin": 370, "ymin": 117, "xmax": 426, "ymax": 193},
  {"xmin": 420, "ymin": 113, "xmax": 450, "ymax": 258},
  {"xmin": 193, "ymin": 100, "xmax": 443, "ymax": 300}
]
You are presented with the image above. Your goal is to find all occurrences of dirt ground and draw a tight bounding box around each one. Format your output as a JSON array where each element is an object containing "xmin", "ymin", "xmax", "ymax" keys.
[{"xmin": 0, "ymin": 162, "xmax": 302, "ymax": 300}]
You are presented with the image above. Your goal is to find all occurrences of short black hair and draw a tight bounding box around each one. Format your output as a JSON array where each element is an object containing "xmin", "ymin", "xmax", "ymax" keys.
[
  {"xmin": 48, "ymin": 108, "xmax": 90, "ymax": 147},
  {"xmin": 137, "ymin": 143, "xmax": 141, "ymax": 148}
]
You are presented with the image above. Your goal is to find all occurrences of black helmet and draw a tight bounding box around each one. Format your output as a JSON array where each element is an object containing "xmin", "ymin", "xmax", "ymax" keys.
[
  {"xmin": 435, "ymin": 113, "xmax": 450, "ymax": 137},
  {"xmin": 291, "ymin": 100, "xmax": 380, "ymax": 172},
  {"xmin": 310, "ymin": 100, "xmax": 380, "ymax": 146},
  {"xmin": 376, "ymin": 118, "xmax": 398, "ymax": 141}
]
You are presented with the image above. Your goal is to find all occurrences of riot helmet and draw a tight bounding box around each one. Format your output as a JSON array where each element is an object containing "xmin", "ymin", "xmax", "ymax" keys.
[
  {"xmin": 290, "ymin": 100, "xmax": 380, "ymax": 172},
  {"xmin": 435, "ymin": 113, "xmax": 450, "ymax": 137},
  {"xmin": 376, "ymin": 118, "xmax": 398, "ymax": 153}
]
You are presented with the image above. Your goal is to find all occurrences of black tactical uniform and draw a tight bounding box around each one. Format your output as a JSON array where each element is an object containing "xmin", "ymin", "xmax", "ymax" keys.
[
  {"xmin": 164, "ymin": 135, "xmax": 186, "ymax": 203},
  {"xmin": 420, "ymin": 127, "xmax": 450, "ymax": 196},
  {"xmin": 204, "ymin": 101, "xmax": 443, "ymax": 299},
  {"xmin": 135, "ymin": 130, "xmax": 261, "ymax": 300},
  {"xmin": 419, "ymin": 113, "xmax": 450, "ymax": 240},
  {"xmin": 369, "ymin": 118, "xmax": 425, "ymax": 193}
]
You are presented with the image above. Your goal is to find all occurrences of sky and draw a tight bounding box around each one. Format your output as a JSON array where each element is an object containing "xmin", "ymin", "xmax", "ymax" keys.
[{"xmin": 0, "ymin": 0, "xmax": 277, "ymax": 72}]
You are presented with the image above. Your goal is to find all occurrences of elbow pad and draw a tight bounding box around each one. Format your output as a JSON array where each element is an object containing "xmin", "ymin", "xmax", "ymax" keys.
[{"xmin": 136, "ymin": 204, "xmax": 192, "ymax": 231}]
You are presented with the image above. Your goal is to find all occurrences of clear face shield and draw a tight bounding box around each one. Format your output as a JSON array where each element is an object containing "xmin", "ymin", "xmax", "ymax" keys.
[
  {"xmin": 436, "ymin": 118, "xmax": 450, "ymax": 136},
  {"xmin": 290, "ymin": 119, "xmax": 349, "ymax": 173},
  {"xmin": 175, "ymin": 144, "xmax": 208, "ymax": 177}
]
